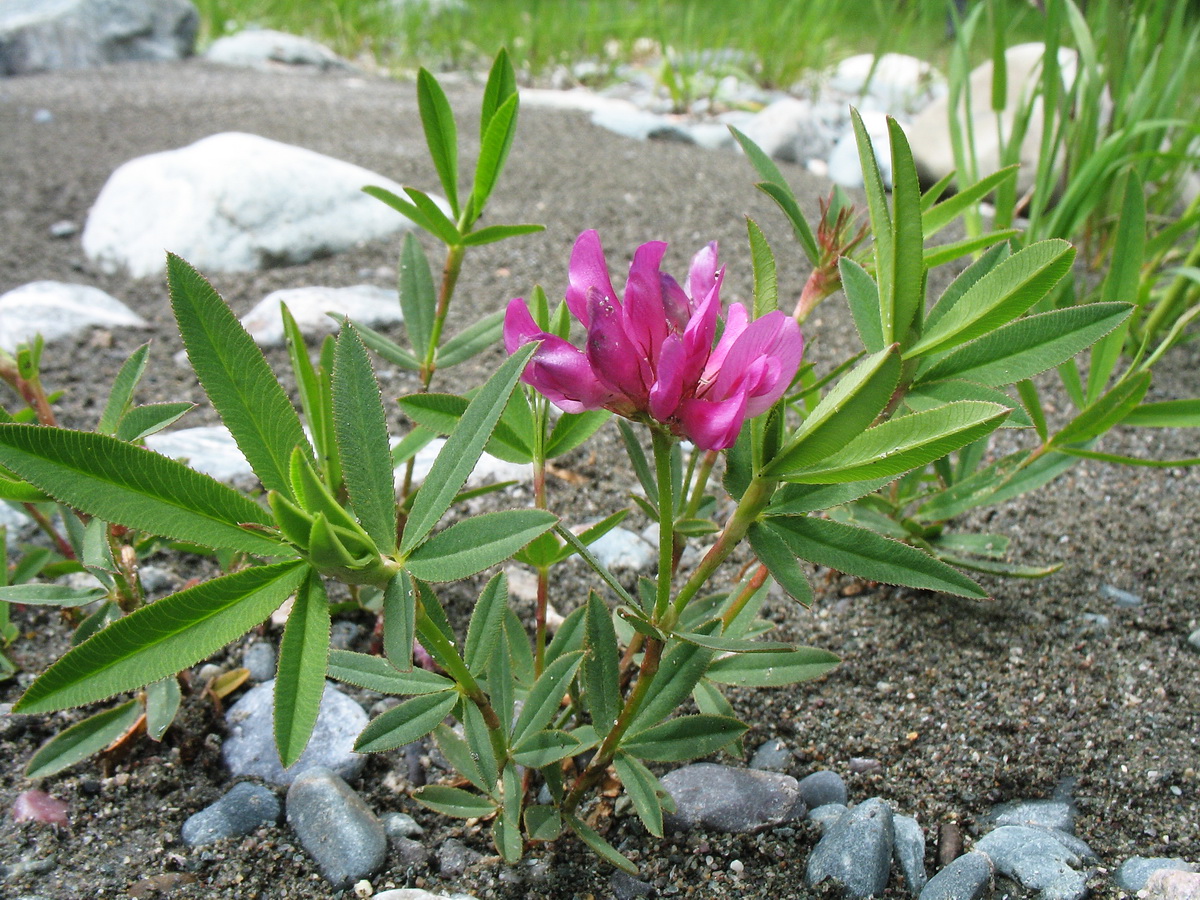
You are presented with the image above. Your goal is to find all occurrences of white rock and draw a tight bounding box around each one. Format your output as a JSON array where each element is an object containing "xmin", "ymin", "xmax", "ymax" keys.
[
  {"xmin": 205, "ymin": 28, "xmax": 349, "ymax": 70},
  {"xmin": 590, "ymin": 101, "xmax": 692, "ymax": 143},
  {"xmin": 406, "ymin": 438, "xmax": 532, "ymax": 489},
  {"xmin": 583, "ymin": 526, "xmax": 655, "ymax": 573},
  {"xmin": 737, "ymin": 97, "xmax": 814, "ymax": 163},
  {"xmin": 241, "ymin": 284, "xmax": 400, "ymax": 347},
  {"xmin": 0, "ymin": 502, "xmax": 33, "ymax": 534},
  {"xmin": 827, "ymin": 109, "xmax": 898, "ymax": 190},
  {"xmin": 0, "ymin": 0, "xmax": 198, "ymax": 77},
  {"xmin": 0, "ymin": 281, "xmax": 147, "ymax": 352},
  {"xmin": 828, "ymin": 53, "xmax": 946, "ymax": 115},
  {"xmin": 82, "ymin": 132, "xmax": 427, "ymax": 278},
  {"xmin": 374, "ymin": 890, "xmax": 477, "ymax": 900},
  {"xmin": 908, "ymin": 43, "xmax": 1091, "ymax": 197},
  {"xmin": 144, "ymin": 425, "xmax": 255, "ymax": 482}
]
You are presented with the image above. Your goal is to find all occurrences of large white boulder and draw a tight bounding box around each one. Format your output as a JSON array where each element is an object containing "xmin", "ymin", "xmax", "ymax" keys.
[
  {"xmin": 827, "ymin": 53, "xmax": 946, "ymax": 116},
  {"xmin": 240, "ymin": 284, "xmax": 401, "ymax": 347},
  {"xmin": 204, "ymin": 28, "xmax": 350, "ymax": 71},
  {"xmin": 0, "ymin": 281, "xmax": 147, "ymax": 352},
  {"xmin": 908, "ymin": 43, "xmax": 1086, "ymax": 196},
  {"xmin": 82, "ymin": 132, "xmax": 424, "ymax": 279},
  {"xmin": 0, "ymin": 0, "xmax": 197, "ymax": 77}
]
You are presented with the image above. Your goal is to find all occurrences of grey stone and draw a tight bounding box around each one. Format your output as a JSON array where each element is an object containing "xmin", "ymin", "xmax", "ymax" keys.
[
  {"xmin": 144, "ymin": 425, "xmax": 254, "ymax": 483},
  {"xmin": 1188, "ymin": 628, "xmax": 1200, "ymax": 652},
  {"xmin": 611, "ymin": 871, "xmax": 654, "ymax": 899},
  {"xmin": 0, "ymin": 281, "xmax": 147, "ymax": 352},
  {"xmin": 205, "ymin": 28, "xmax": 350, "ymax": 71},
  {"xmin": 181, "ymin": 782, "xmax": 280, "ymax": 846},
  {"xmin": 437, "ymin": 837, "xmax": 481, "ymax": 877},
  {"xmin": 286, "ymin": 767, "xmax": 386, "ymax": 889},
  {"xmin": 82, "ymin": 132, "xmax": 427, "ymax": 278},
  {"xmin": 737, "ymin": 97, "xmax": 813, "ymax": 162},
  {"xmin": 390, "ymin": 836, "xmax": 431, "ymax": 870},
  {"xmin": 806, "ymin": 797, "xmax": 895, "ymax": 898},
  {"xmin": 240, "ymin": 284, "xmax": 400, "ymax": 347},
  {"xmin": 798, "ymin": 770, "xmax": 848, "ymax": 809},
  {"xmin": 590, "ymin": 102, "xmax": 693, "ymax": 144},
  {"xmin": 807, "ymin": 803, "xmax": 849, "ymax": 832},
  {"xmin": 241, "ymin": 641, "xmax": 276, "ymax": 683},
  {"xmin": 0, "ymin": 502, "xmax": 34, "ymax": 535},
  {"xmin": 329, "ymin": 620, "xmax": 361, "ymax": 652},
  {"xmin": 580, "ymin": 526, "xmax": 656, "ymax": 574},
  {"xmin": 661, "ymin": 763, "xmax": 805, "ymax": 833},
  {"xmin": 749, "ymin": 737, "xmax": 791, "ymax": 772},
  {"xmin": 1100, "ymin": 583, "xmax": 1143, "ymax": 607},
  {"xmin": 0, "ymin": 0, "xmax": 197, "ymax": 77},
  {"xmin": 48, "ymin": 220, "xmax": 77, "ymax": 238},
  {"xmin": 1145, "ymin": 870, "xmax": 1200, "ymax": 899},
  {"xmin": 974, "ymin": 825, "xmax": 1087, "ymax": 892},
  {"xmin": 987, "ymin": 798, "xmax": 1076, "ymax": 834},
  {"xmin": 893, "ymin": 815, "xmax": 927, "ymax": 894},
  {"xmin": 382, "ymin": 811, "xmax": 425, "ymax": 839},
  {"xmin": 1043, "ymin": 868, "xmax": 1088, "ymax": 900},
  {"xmin": 1114, "ymin": 856, "xmax": 1197, "ymax": 892},
  {"xmin": 223, "ymin": 680, "xmax": 367, "ymax": 785},
  {"xmin": 374, "ymin": 891, "xmax": 477, "ymax": 900},
  {"xmin": 137, "ymin": 565, "xmax": 174, "ymax": 594},
  {"xmin": 919, "ymin": 851, "xmax": 992, "ymax": 900}
]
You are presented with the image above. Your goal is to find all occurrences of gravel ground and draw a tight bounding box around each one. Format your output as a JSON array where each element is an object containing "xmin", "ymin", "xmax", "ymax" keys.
[{"xmin": 0, "ymin": 60, "xmax": 1197, "ymax": 900}]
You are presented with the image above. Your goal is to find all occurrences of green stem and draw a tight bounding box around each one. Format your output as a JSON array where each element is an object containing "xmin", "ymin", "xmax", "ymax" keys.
[
  {"xmin": 420, "ymin": 242, "xmax": 467, "ymax": 388},
  {"xmin": 1139, "ymin": 235, "xmax": 1200, "ymax": 344},
  {"xmin": 683, "ymin": 449, "xmax": 718, "ymax": 519},
  {"xmin": 651, "ymin": 430, "xmax": 675, "ymax": 622}
]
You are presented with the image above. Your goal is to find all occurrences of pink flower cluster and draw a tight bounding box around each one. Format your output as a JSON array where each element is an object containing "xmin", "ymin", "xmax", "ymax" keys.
[{"xmin": 504, "ymin": 230, "xmax": 803, "ymax": 450}]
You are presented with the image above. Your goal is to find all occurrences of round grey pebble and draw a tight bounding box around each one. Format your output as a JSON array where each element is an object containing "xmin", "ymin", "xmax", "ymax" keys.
[
  {"xmin": 749, "ymin": 737, "xmax": 792, "ymax": 772},
  {"xmin": 1113, "ymin": 856, "xmax": 1198, "ymax": 891},
  {"xmin": 807, "ymin": 802, "xmax": 849, "ymax": 832},
  {"xmin": 919, "ymin": 851, "xmax": 992, "ymax": 900},
  {"xmin": 329, "ymin": 620, "xmax": 361, "ymax": 651},
  {"xmin": 798, "ymin": 770, "xmax": 848, "ymax": 809},
  {"xmin": 661, "ymin": 763, "xmax": 805, "ymax": 833},
  {"xmin": 137, "ymin": 565, "xmax": 174, "ymax": 594},
  {"xmin": 806, "ymin": 797, "xmax": 895, "ymax": 899},
  {"xmin": 382, "ymin": 811, "xmax": 425, "ymax": 839},
  {"xmin": 1187, "ymin": 628, "xmax": 1200, "ymax": 652},
  {"xmin": 893, "ymin": 814, "xmax": 928, "ymax": 894},
  {"xmin": 437, "ymin": 837, "xmax": 482, "ymax": 877},
  {"xmin": 848, "ymin": 756, "xmax": 883, "ymax": 774},
  {"xmin": 241, "ymin": 641, "xmax": 276, "ymax": 682},
  {"xmin": 611, "ymin": 870, "xmax": 655, "ymax": 899},
  {"xmin": 1100, "ymin": 583, "xmax": 1142, "ymax": 607},
  {"xmin": 181, "ymin": 782, "xmax": 281, "ymax": 847},
  {"xmin": 973, "ymin": 825, "xmax": 1088, "ymax": 892},
  {"xmin": 987, "ymin": 799, "xmax": 1076, "ymax": 834},
  {"xmin": 285, "ymin": 767, "xmax": 386, "ymax": 889},
  {"xmin": 391, "ymin": 835, "xmax": 431, "ymax": 870}
]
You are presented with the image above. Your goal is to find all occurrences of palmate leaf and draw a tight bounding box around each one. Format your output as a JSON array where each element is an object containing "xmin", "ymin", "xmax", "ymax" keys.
[
  {"xmin": 17, "ymin": 562, "xmax": 307, "ymax": 715},
  {"xmin": 25, "ymin": 699, "xmax": 143, "ymax": 778},
  {"xmin": 401, "ymin": 343, "xmax": 537, "ymax": 555},
  {"xmin": 566, "ymin": 813, "xmax": 638, "ymax": 875},
  {"xmin": 852, "ymin": 109, "xmax": 893, "ymax": 329},
  {"xmin": 274, "ymin": 570, "xmax": 330, "ymax": 768},
  {"xmin": 332, "ymin": 324, "xmax": 398, "ymax": 555},
  {"xmin": 781, "ymin": 401, "xmax": 1009, "ymax": 485},
  {"xmin": 0, "ymin": 425, "xmax": 284, "ymax": 557},
  {"xmin": 167, "ymin": 255, "xmax": 309, "ymax": 498},
  {"xmin": 764, "ymin": 515, "xmax": 986, "ymax": 598},
  {"xmin": 404, "ymin": 510, "xmax": 556, "ymax": 582},
  {"xmin": 917, "ymin": 303, "xmax": 1133, "ymax": 387}
]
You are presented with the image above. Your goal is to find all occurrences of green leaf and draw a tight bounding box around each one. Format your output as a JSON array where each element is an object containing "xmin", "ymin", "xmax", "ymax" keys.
[
  {"xmin": 764, "ymin": 516, "xmax": 986, "ymax": 598},
  {"xmin": 398, "ymin": 233, "xmax": 436, "ymax": 357},
  {"xmin": 417, "ymin": 67, "xmax": 459, "ymax": 215},
  {"xmin": 1057, "ymin": 447, "xmax": 1200, "ymax": 468},
  {"xmin": 115, "ymin": 402, "xmax": 194, "ymax": 442},
  {"xmin": 436, "ymin": 310, "xmax": 505, "ymax": 368},
  {"xmin": 852, "ymin": 108, "xmax": 893, "ymax": 327},
  {"xmin": 922, "ymin": 230, "xmax": 1020, "ymax": 270},
  {"xmin": 886, "ymin": 117, "xmax": 926, "ymax": 344},
  {"xmin": 362, "ymin": 185, "xmax": 434, "ymax": 237},
  {"xmin": 98, "ymin": 344, "xmax": 150, "ymax": 436},
  {"xmin": 565, "ymin": 813, "xmax": 638, "ymax": 874},
  {"xmin": 922, "ymin": 165, "xmax": 1019, "ymax": 237},
  {"xmin": 495, "ymin": 764, "xmax": 523, "ymax": 862},
  {"xmin": 905, "ymin": 240, "xmax": 1076, "ymax": 358},
  {"xmin": 0, "ymin": 469, "xmax": 50, "ymax": 503},
  {"xmin": 481, "ymin": 48, "xmax": 518, "ymax": 133},
  {"xmin": 274, "ymin": 570, "xmax": 330, "ymax": 767},
  {"xmin": 614, "ymin": 752, "xmax": 668, "ymax": 837},
  {"xmin": 905, "ymin": 380, "xmax": 1031, "ymax": 427},
  {"xmin": 511, "ymin": 651, "xmax": 582, "ymax": 746},
  {"xmin": 25, "ymin": 699, "xmax": 142, "ymax": 778},
  {"xmin": 327, "ymin": 648, "xmax": 453, "ymax": 695},
  {"xmin": 728, "ymin": 126, "xmax": 819, "ymax": 264},
  {"xmin": 0, "ymin": 583, "xmax": 108, "ymax": 606},
  {"xmin": 924, "ymin": 242, "xmax": 1011, "ymax": 337},
  {"xmin": 747, "ymin": 218, "xmax": 779, "ymax": 317},
  {"xmin": 167, "ymin": 254, "xmax": 308, "ymax": 498},
  {"xmin": 383, "ymin": 571, "xmax": 415, "ymax": 671},
  {"xmin": 405, "ymin": 509, "xmax": 556, "ymax": 582},
  {"xmin": 282, "ymin": 306, "xmax": 339, "ymax": 488},
  {"xmin": 333, "ymin": 324, "xmax": 398, "ymax": 554},
  {"xmin": 915, "ymin": 450, "xmax": 1033, "ymax": 521},
  {"xmin": 840, "ymin": 258, "xmax": 884, "ymax": 353},
  {"xmin": 465, "ymin": 572, "xmax": 508, "ymax": 673},
  {"xmin": 355, "ymin": 690, "xmax": 457, "ymax": 753},
  {"xmin": 705, "ymin": 646, "xmax": 840, "ymax": 687},
  {"xmin": 462, "ymin": 699, "xmax": 500, "ymax": 789},
  {"xmin": 461, "ymin": 223, "xmax": 544, "ymax": 246},
  {"xmin": 471, "ymin": 93, "xmax": 519, "ymax": 215},
  {"xmin": 672, "ymin": 630, "xmax": 794, "ymax": 654},
  {"xmin": 525, "ymin": 805, "xmax": 562, "ymax": 842},
  {"xmin": 748, "ymin": 523, "xmax": 814, "ymax": 606},
  {"xmin": 399, "ymin": 392, "xmax": 532, "ymax": 463},
  {"xmin": 145, "ymin": 676, "xmax": 181, "ymax": 741},
  {"xmin": 1121, "ymin": 398, "xmax": 1200, "ymax": 428},
  {"xmin": 545, "ymin": 409, "xmax": 611, "ymax": 459},
  {"xmin": 415, "ymin": 784, "xmax": 497, "ymax": 819},
  {"xmin": 934, "ymin": 552, "xmax": 1062, "ymax": 578},
  {"xmin": 15, "ymin": 560, "xmax": 308, "ymax": 714},
  {"xmin": 330, "ymin": 314, "xmax": 420, "ymax": 372},
  {"xmin": 583, "ymin": 592, "xmax": 620, "ymax": 738},
  {"xmin": 1053, "ymin": 372, "xmax": 1151, "ymax": 447},
  {"xmin": 1088, "ymin": 170, "xmax": 1142, "ymax": 402},
  {"xmin": 628, "ymin": 622, "xmax": 717, "ymax": 733},
  {"xmin": 766, "ymin": 476, "xmax": 898, "ymax": 515},
  {"xmin": 401, "ymin": 343, "xmax": 537, "ymax": 555},
  {"xmin": 511, "ymin": 729, "xmax": 582, "ymax": 767},
  {"xmin": 404, "ymin": 186, "xmax": 461, "ymax": 246},
  {"xmin": 622, "ymin": 714, "xmax": 747, "ymax": 762},
  {"xmin": 0, "ymin": 425, "xmax": 283, "ymax": 556},
  {"xmin": 766, "ymin": 346, "xmax": 901, "ymax": 475},
  {"xmin": 917, "ymin": 303, "xmax": 1133, "ymax": 386}
]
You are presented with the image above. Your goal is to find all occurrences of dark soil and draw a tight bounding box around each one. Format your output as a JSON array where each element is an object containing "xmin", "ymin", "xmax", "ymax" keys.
[{"xmin": 1, "ymin": 61, "xmax": 1198, "ymax": 900}]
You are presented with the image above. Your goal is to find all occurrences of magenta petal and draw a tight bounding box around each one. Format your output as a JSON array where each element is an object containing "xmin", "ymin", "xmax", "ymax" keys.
[
  {"xmin": 566, "ymin": 230, "xmax": 616, "ymax": 327},
  {"xmin": 688, "ymin": 241, "xmax": 720, "ymax": 302},
  {"xmin": 526, "ymin": 335, "xmax": 612, "ymax": 413},
  {"xmin": 660, "ymin": 273, "xmax": 691, "ymax": 332},
  {"xmin": 679, "ymin": 392, "xmax": 749, "ymax": 451},
  {"xmin": 649, "ymin": 334, "xmax": 687, "ymax": 420},
  {"xmin": 710, "ymin": 312, "xmax": 803, "ymax": 414},
  {"xmin": 587, "ymin": 287, "xmax": 647, "ymax": 402},
  {"xmin": 503, "ymin": 298, "xmax": 541, "ymax": 354},
  {"xmin": 622, "ymin": 241, "xmax": 669, "ymax": 365},
  {"xmin": 700, "ymin": 301, "xmax": 749, "ymax": 384}
]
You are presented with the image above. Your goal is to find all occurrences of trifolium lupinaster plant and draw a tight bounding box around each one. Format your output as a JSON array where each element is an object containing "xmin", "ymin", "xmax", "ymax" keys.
[{"xmin": 0, "ymin": 49, "xmax": 1194, "ymax": 871}]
